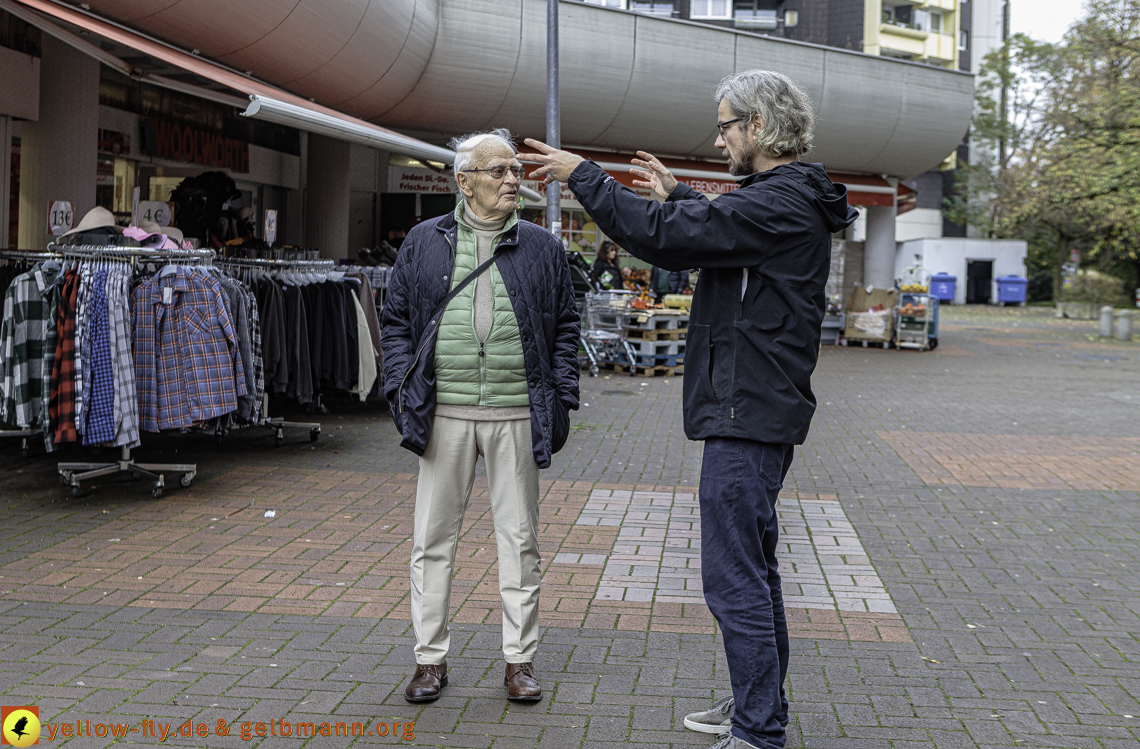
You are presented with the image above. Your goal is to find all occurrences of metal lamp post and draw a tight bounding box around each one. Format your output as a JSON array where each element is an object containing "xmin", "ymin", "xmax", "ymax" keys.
[{"xmin": 546, "ymin": 0, "xmax": 561, "ymax": 240}]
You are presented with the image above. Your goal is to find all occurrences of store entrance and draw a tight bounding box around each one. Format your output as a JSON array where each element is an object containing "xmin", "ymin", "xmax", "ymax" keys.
[{"xmin": 966, "ymin": 260, "xmax": 993, "ymax": 304}]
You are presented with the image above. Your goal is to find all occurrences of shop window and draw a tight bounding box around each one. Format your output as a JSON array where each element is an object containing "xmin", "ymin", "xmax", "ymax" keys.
[
  {"xmin": 690, "ymin": 0, "xmax": 731, "ymax": 19},
  {"xmin": 521, "ymin": 208, "xmax": 600, "ymax": 256}
]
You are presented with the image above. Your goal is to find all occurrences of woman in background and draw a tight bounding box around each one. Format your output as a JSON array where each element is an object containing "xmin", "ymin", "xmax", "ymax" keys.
[{"xmin": 591, "ymin": 242, "xmax": 622, "ymax": 290}]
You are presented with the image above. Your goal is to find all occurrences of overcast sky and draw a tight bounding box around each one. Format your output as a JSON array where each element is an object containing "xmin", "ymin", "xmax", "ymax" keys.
[{"xmin": 1010, "ymin": 0, "xmax": 1086, "ymax": 42}]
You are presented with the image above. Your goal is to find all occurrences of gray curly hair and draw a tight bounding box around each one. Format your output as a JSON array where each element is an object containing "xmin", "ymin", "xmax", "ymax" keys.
[
  {"xmin": 714, "ymin": 70, "xmax": 814, "ymax": 158},
  {"xmin": 448, "ymin": 128, "xmax": 516, "ymax": 178}
]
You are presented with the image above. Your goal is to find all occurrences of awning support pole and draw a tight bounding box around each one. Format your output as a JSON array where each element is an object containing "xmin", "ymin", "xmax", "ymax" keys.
[{"xmin": 546, "ymin": 0, "xmax": 561, "ymax": 240}]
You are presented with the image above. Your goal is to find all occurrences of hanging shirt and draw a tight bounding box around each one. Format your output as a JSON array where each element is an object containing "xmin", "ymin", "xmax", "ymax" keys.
[
  {"xmin": 133, "ymin": 266, "xmax": 247, "ymax": 431},
  {"xmin": 51, "ymin": 269, "xmax": 80, "ymax": 445},
  {"xmin": 0, "ymin": 264, "xmax": 61, "ymax": 450},
  {"xmin": 106, "ymin": 267, "xmax": 140, "ymax": 448},
  {"xmin": 82, "ymin": 269, "xmax": 116, "ymax": 445}
]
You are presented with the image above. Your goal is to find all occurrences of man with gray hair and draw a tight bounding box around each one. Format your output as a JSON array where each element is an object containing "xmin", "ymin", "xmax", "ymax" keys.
[
  {"xmin": 525, "ymin": 70, "xmax": 858, "ymax": 749},
  {"xmin": 381, "ymin": 129, "xmax": 580, "ymax": 704}
]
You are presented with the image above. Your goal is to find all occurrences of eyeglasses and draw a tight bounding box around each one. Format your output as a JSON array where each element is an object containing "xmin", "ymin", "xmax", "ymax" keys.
[
  {"xmin": 716, "ymin": 117, "xmax": 745, "ymax": 136},
  {"xmin": 462, "ymin": 165, "xmax": 526, "ymax": 180}
]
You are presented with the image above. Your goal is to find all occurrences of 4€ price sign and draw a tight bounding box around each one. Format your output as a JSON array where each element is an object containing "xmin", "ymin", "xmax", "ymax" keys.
[
  {"xmin": 137, "ymin": 201, "xmax": 173, "ymax": 227},
  {"xmin": 47, "ymin": 201, "xmax": 75, "ymax": 236}
]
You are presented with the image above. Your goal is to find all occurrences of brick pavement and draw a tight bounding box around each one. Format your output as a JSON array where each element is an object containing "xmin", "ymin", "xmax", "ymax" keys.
[{"xmin": 0, "ymin": 305, "xmax": 1137, "ymax": 748}]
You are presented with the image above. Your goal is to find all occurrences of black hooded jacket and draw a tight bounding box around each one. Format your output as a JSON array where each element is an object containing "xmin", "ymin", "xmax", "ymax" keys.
[{"xmin": 567, "ymin": 160, "xmax": 858, "ymax": 445}]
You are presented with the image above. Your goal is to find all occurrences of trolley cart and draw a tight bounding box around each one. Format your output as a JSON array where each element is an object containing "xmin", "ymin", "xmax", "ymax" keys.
[{"xmin": 896, "ymin": 292, "xmax": 937, "ymax": 350}]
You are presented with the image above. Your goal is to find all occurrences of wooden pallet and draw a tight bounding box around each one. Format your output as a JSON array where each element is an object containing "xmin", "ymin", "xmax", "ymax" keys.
[
  {"xmin": 599, "ymin": 361, "xmax": 682, "ymax": 377},
  {"xmin": 625, "ymin": 327, "xmax": 686, "ymax": 341}
]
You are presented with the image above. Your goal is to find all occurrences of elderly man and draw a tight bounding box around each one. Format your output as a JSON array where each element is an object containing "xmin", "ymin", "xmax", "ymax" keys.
[
  {"xmin": 525, "ymin": 70, "xmax": 858, "ymax": 749},
  {"xmin": 381, "ymin": 129, "xmax": 580, "ymax": 704}
]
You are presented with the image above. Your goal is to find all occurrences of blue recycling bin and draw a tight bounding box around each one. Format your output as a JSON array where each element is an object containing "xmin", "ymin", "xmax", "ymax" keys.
[
  {"xmin": 996, "ymin": 275, "xmax": 1028, "ymax": 305},
  {"xmin": 930, "ymin": 273, "xmax": 956, "ymax": 303}
]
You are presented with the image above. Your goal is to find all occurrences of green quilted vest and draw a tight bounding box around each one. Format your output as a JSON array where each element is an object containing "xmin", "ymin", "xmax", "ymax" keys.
[{"xmin": 433, "ymin": 203, "xmax": 530, "ymax": 407}]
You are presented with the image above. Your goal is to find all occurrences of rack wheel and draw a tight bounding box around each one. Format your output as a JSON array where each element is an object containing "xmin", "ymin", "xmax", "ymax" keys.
[
  {"xmin": 180, "ymin": 472, "xmax": 195, "ymax": 488},
  {"xmin": 929, "ymin": 337, "xmax": 939, "ymax": 350},
  {"xmin": 590, "ymin": 365, "xmax": 599, "ymax": 377},
  {"xmin": 152, "ymin": 486, "xmax": 163, "ymax": 499},
  {"xmin": 309, "ymin": 428, "xmax": 320, "ymax": 442},
  {"xmin": 59, "ymin": 472, "xmax": 71, "ymax": 486},
  {"xmin": 275, "ymin": 431, "xmax": 284, "ymax": 447},
  {"xmin": 19, "ymin": 448, "xmax": 28, "ymax": 458},
  {"xmin": 71, "ymin": 485, "xmax": 81, "ymax": 498}
]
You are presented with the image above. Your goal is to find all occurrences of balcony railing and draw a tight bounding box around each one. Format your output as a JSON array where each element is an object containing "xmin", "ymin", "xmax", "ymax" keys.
[{"xmin": 734, "ymin": 10, "xmax": 778, "ymax": 29}]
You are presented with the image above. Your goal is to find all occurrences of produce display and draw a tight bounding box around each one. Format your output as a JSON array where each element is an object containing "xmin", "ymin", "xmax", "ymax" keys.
[
  {"xmin": 899, "ymin": 283, "xmax": 929, "ymax": 293},
  {"xmin": 899, "ymin": 301, "xmax": 927, "ymax": 317}
]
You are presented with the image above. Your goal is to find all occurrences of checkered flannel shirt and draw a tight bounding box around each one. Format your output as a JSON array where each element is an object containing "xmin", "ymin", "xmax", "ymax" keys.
[
  {"xmin": 74, "ymin": 266, "xmax": 95, "ymax": 434},
  {"xmin": 244, "ymin": 285, "xmax": 265, "ymax": 423},
  {"xmin": 106, "ymin": 267, "xmax": 140, "ymax": 447},
  {"xmin": 51, "ymin": 269, "xmax": 80, "ymax": 444},
  {"xmin": 0, "ymin": 265, "xmax": 61, "ymax": 450},
  {"xmin": 82, "ymin": 269, "xmax": 116, "ymax": 445},
  {"xmin": 133, "ymin": 267, "xmax": 247, "ymax": 432}
]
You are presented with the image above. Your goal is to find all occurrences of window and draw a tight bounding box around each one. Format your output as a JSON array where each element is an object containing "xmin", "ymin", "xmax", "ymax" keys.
[
  {"xmin": 929, "ymin": 11, "xmax": 942, "ymax": 34},
  {"xmin": 631, "ymin": 1, "xmax": 674, "ymax": 15},
  {"xmin": 734, "ymin": 0, "xmax": 778, "ymax": 29},
  {"xmin": 690, "ymin": 0, "xmax": 731, "ymax": 19},
  {"xmin": 958, "ymin": 29, "xmax": 969, "ymax": 50},
  {"xmin": 584, "ymin": 0, "xmax": 626, "ymax": 8},
  {"xmin": 784, "ymin": 9, "xmax": 799, "ymax": 27}
]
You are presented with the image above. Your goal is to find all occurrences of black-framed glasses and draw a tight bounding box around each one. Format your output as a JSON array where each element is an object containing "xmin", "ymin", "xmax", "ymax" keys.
[
  {"xmin": 716, "ymin": 117, "xmax": 745, "ymax": 136},
  {"xmin": 462, "ymin": 165, "xmax": 526, "ymax": 180}
]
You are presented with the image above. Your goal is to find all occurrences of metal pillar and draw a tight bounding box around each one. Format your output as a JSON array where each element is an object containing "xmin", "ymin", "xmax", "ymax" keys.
[{"xmin": 545, "ymin": 0, "xmax": 561, "ymax": 240}]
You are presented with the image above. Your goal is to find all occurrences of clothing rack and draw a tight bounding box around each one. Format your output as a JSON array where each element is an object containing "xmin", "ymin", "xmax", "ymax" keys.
[
  {"xmin": 48, "ymin": 243, "xmax": 215, "ymax": 498},
  {"xmin": 214, "ymin": 256, "xmax": 328, "ymax": 436},
  {"xmin": 0, "ymin": 250, "xmax": 64, "ymax": 455}
]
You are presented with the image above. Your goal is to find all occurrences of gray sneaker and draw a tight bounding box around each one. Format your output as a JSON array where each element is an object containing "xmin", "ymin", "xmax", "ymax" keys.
[
  {"xmin": 709, "ymin": 733, "xmax": 758, "ymax": 749},
  {"xmin": 684, "ymin": 696, "xmax": 734, "ymax": 734}
]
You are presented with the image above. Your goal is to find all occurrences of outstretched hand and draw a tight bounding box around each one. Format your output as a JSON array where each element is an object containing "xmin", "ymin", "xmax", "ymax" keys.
[
  {"xmin": 521, "ymin": 139, "xmax": 585, "ymax": 184},
  {"xmin": 630, "ymin": 151, "xmax": 678, "ymax": 199}
]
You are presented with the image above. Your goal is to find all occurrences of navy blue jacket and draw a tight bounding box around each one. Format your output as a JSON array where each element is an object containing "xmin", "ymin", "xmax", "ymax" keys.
[
  {"xmin": 568, "ymin": 160, "xmax": 857, "ymax": 445},
  {"xmin": 380, "ymin": 211, "xmax": 580, "ymax": 468}
]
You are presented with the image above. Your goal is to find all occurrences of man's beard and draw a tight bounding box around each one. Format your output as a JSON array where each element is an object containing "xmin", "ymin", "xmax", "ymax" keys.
[{"xmin": 726, "ymin": 137, "xmax": 759, "ymax": 177}]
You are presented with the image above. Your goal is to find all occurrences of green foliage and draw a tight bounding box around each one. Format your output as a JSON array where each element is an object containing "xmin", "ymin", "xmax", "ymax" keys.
[
  {"xmin": 1027, "ymin": 270, "xmax": 1054, "ymax": 302},
  {"xmin": 947, "ymin": 0, "xmax": 1140, "ymax": 298},
  {"xmin": 1061, "ymin": 270, "xmax": 1131, "ymax": 306}
]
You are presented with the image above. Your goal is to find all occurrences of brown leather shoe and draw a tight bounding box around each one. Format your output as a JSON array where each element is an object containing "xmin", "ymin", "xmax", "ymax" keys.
[
  {"xmin": 404, "ymin": 662, "xmax": 448, "ymax": 702},
  {"xmin": 505, "ymin": 662, "xmax": 542, "ymax": 702}
]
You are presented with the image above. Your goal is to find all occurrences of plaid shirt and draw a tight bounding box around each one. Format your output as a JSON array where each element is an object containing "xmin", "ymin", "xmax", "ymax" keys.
[
  {"xmin": 82, "ymin": 269, "xmax": 116, "ymax": 445},
  {"xmin": 133, "ymin": 267, "xmax": 246, "ymax": 431},
  {"xmin": 106, "ymin": 267, "xmax": 140, "ymax": 447},
  {"xmin": 51, "ymin": 269, "xmax": 79, "ymax": 444},
  {"xmin": 0, "ymin": 265, "xmax": 61, "ymax": 450},
  {"xmin": 245, "ymin": 285, "xmax": 265, "ymax": 422},
  {"xmin": 74, "ymin": 267, "xmax": 93, "ymax": 432}
]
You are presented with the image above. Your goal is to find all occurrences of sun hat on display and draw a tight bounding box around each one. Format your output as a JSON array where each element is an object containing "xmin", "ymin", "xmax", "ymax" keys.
[{"xmin": 62, "ymin": 206, "xmax": 121, "ymax": 237}]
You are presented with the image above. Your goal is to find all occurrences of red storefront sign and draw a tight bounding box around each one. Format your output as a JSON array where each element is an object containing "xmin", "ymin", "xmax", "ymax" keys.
[{"xmin": 145, "ymin": 118, "xmax": 249, "ymax": 173}]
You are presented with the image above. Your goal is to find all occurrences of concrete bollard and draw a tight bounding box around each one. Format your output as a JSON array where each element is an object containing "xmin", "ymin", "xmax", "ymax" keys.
[
  {"xmin": 1117, "ymin": 309, "xmax": 1133, "ymax": 341},
  {"xmin": 1100, "ymin": 306, "xmax": 1114, "ymax": 337}
]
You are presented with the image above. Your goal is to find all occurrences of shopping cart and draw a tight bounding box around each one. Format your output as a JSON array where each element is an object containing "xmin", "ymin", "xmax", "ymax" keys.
[{"xmin": 581, "ymin": 290, "xmax": 640, "ymax": 377}]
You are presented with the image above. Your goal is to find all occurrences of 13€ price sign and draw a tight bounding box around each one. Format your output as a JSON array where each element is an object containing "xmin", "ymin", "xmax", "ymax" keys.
[
  {"xmin": 47, "ymin": 201, "xmax": 75, "ymax": 235},
  {"xmin": 136, "ymin": 201, "xmax": 173, "ymax": 227}
]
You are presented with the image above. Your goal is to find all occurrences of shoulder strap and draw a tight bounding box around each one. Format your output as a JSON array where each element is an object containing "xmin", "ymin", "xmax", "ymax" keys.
[{"xmin": 427, "ymin": 246, "xmax": 504, "ymax": 324}]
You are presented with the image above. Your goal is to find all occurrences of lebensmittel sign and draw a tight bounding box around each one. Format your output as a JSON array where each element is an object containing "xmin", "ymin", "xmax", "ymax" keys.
[{"xmin": 388, "ymin": 166, "xmax": 455, "ymax": 194}]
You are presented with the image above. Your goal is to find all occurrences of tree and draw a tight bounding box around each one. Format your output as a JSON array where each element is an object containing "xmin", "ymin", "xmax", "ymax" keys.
[{"xmin": 948, "ymin": 0, "xmax": 1140, "ymax": 299}]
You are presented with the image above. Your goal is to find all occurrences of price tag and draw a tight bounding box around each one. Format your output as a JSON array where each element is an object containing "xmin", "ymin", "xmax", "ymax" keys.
[
  {"xmin": 264, "ymin": 209, "xmax": 278, "ymax": 246},
  {"xmin": 137, "ymin": 201, "xmax": 173, "ymax": 227},
  {"xmin": 47, "ymin": 201, "xmax": 75, "ymax": 235}
]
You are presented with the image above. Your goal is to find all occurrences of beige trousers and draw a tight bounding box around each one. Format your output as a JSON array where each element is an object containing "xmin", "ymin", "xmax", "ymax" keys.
[{"xmin": 410, "ymin": 415, "xmax": 541, "ymax": 664}]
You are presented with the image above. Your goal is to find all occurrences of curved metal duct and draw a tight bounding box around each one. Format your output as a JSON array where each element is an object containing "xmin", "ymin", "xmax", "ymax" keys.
[{"xmin": 80, "ymin": 0, "xmax": 973, "ymax": 178}]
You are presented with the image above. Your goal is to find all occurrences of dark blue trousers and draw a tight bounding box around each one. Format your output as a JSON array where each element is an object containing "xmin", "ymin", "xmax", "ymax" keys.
[{"xmin": 699, "ymin": 438, "xmax": 794, "ymax": 749}]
